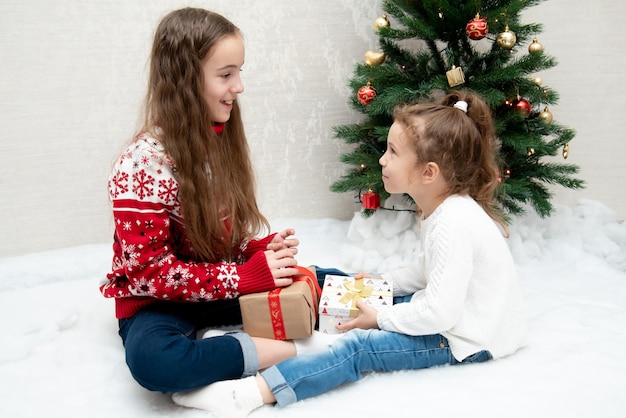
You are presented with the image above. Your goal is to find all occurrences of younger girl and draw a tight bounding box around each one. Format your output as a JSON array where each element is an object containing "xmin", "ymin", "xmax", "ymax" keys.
[
  {"xmin": 172, "ymin": 90, "xmax": 527, "ymax": 416},
  {"xmin": 102, "ymin": 8, "xmax": 313, "ymax": 394}
]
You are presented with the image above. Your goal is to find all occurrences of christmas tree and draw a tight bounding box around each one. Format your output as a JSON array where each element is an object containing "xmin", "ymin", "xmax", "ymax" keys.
[{"xmin": 331, "ymin": 0, "xmax": 584, "ymax": 218}]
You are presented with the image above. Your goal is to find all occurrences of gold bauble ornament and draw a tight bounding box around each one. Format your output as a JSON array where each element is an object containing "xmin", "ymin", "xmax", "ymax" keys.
[
  {"xmin": 365, "ymin": 51, "xmax": 386, "ymax": 66},
  {"xmin": 528, "ymin": 37, "xmax": 544, "ymax": 54},
  {"xmin": 538, "ymin": 106, "xmax": 553, "ymax": 124},
  {"xmin": 373, "ymin": 14, "xmax": 390, "ymax": 32},
  {"xmin": 496, "ymin": 25, "xmax": 516, "ymax": 49},
  {"xmin": 531, "ymin": 76, "xmax": 543, "ymax": 86}
]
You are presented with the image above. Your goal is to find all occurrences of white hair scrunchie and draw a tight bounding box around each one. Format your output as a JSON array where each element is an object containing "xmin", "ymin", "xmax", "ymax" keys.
[{"xmin": 453, "ymin": 100, "xmax": 468, "ymax": 113}]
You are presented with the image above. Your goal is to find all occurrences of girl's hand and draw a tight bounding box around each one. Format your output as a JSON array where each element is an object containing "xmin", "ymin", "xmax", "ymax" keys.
[
  {"xmin": 264, "ymin": 248, "xmax": 298, "ymax": 287},
  {"xmin": 336, "ymin": 300, "xmax": 380, "ymax": 331},
  {"xmin": 353, "ymin": 272, "xmax": 383, "ymax": 280},
  {"xmin": 267, "ymin": 228, "xmax": 299, "ymax": 252}
]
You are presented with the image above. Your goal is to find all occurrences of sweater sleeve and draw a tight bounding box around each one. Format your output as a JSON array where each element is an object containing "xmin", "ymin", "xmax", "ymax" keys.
[
  {"xmin": 240, "ymin": 234, "xmax": 276, "ymax": 258},
  {"xmin": 101, "ymin": 137, "xmax": 276, "ymax": 303},
  {"xmin": 381, "ymin": 264, "xmax": 426, "ymax": 297},
  {"xmin": 377, "ymin": 214, "xmax": 473, "ymax": 335}
]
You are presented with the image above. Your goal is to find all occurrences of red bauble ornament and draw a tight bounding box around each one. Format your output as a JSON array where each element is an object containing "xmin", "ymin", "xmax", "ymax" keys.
[
  {"xmin": 514, "ymin": 98, "xmax": 531, "ymax": 116},
  {"xmin": 466, "ymin": 14, "xmax": 488, "ymax": 40},
  {"xmin": 357, "ymin": 83, "xmax": 377, "ymax": 106},
  {"xmin": 362, "ymin": 190, "xmax": 380, "ymax": 210}
]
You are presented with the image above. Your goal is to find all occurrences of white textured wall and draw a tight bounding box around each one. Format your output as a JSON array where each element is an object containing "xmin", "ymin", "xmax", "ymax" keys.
[
  {"xmin": 0, "ymin": 0, "xmax": 380, "ymax": 257},
  {"xmin": 522, "ymin": 0, "xmax": 626, "ymax": 220},
  {"xmin": 1, "ymin": 0, "xmax": 624, "ymax": 258}
]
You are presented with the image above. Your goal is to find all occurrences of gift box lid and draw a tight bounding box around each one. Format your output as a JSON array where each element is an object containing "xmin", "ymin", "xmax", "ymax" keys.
[{"xmin": 319, "ymin": 275, "xmax": 392, "ymax": 318}]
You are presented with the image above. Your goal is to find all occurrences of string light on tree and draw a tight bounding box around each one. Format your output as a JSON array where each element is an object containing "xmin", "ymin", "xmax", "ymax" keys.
[{"xmin": 498, "ymin": 168, "xmax": 512, "ymax": 184}]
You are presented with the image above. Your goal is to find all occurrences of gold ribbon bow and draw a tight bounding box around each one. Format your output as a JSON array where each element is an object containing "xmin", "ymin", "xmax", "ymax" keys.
[{"xmin": 338, "ymin": 278, "xmax": 373, "ymax": 306}]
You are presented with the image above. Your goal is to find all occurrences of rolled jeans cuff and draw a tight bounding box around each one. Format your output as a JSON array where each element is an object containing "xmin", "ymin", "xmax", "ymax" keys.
[
  {"xmin": 260, "ymin": 366, "xmax": 297, "ymax": 407},
  {"xmin": 228, "ymin": 332, "xmax": 259, "ymax": 377}
]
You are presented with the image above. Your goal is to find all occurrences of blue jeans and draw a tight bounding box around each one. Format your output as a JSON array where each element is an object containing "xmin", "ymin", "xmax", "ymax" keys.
[
  {"xmin": 312, "ymin": 266, "xmax": 348, "ymax": 287},
  {"xmin": 117, "ymin": 267, "xmax": 345, "ymax": 393},
  {"xmin": 118, "ymin": 299, "xmax": 257, "ymax": 393},
  {"xmin": 261, "ymin": 295, "xmax": 491, "ymax": 406}
]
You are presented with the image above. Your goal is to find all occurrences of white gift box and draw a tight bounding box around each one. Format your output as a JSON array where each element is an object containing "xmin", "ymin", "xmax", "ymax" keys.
[{"xmin": 318, "ymin": 275, "xmax": 393, "ymax": 334}]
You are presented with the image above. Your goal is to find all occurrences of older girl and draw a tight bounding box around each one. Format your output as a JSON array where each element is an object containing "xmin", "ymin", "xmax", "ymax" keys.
[{"xmin": 102, "ymin": 8, "xmax": 308, "ymax": 394}]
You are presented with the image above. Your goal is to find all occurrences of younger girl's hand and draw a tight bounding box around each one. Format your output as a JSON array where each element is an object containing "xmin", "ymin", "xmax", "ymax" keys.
[
  {"xmin": 354, "ymin": 272, "xmax": 383, "ymax": 280},
  {"xmin": 264, "ymin": 248, "xmax": 298, "ymax": 287},
  {"xmin": 336, "ymin": 299, "xmax": 380, "ymax": 331},
  {"xmin": 267, "ymin": 228, "xmax": 299, "ymax": 252}
]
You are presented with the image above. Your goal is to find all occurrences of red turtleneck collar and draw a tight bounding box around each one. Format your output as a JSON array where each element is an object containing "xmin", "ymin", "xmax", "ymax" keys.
[{"xmin": 212, "ymin": 122, "xmax": 225, "ymax": 135}]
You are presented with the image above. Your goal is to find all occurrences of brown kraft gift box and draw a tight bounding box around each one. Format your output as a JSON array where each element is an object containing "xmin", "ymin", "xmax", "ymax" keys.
[{"xmin": 239, "ymin": 266, "xmax": 321, "ymax": 340}]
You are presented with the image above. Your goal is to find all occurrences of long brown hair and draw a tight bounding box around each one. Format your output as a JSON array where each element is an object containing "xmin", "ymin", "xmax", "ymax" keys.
[
  {"xmin": 142, "ymin": 7, "xmax": 269, "ymax": 262},
  {"xmin": 394, "ymin": 90, "xmax": 507, "ymax": 235}
]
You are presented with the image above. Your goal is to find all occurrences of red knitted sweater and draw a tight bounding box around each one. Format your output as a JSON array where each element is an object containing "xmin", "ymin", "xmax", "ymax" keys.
[{"xmin": 101, "ymin": 132, "xmax": 276, "ymax": 319}]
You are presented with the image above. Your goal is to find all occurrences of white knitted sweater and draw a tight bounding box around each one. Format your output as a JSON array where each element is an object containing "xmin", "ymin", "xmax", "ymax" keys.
[{"xmin": 377, "ymin": 194, "xmax": 526, "ymax": 361}]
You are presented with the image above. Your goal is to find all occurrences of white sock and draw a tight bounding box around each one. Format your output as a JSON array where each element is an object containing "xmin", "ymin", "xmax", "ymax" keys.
[
  {"xmin": 293, "ymin": 330, "xmax": 342, "ymax": 355},
  {"xmin": 172, "ymin": 375, "xmax": 263, "ymax": 418}
]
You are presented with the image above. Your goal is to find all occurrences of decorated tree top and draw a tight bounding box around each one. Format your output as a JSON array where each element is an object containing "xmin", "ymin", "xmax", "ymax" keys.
[{"xmin": 332, "ymin": 0, "xmax": 584, "ymax": 218}]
